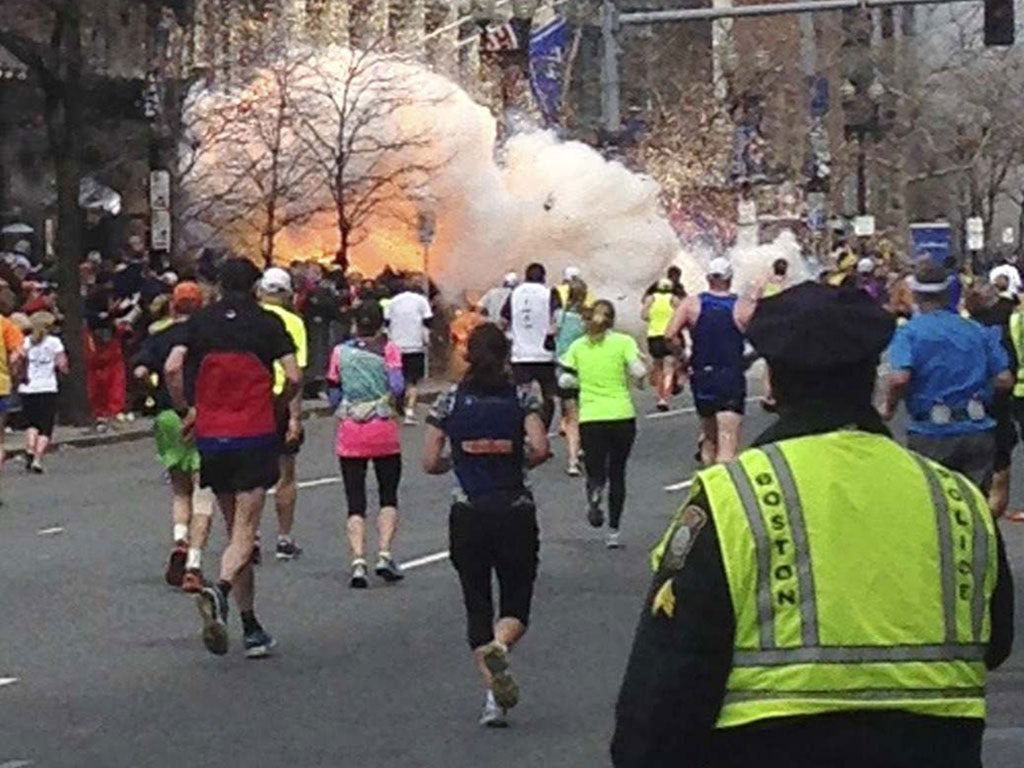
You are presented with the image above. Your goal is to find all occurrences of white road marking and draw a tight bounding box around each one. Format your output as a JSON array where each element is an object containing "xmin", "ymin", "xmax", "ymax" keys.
[
  {"xmin": 36, "ymin": 527, "xmax": 64, "ymax": 536},
  {"xmin": 0, "ymin": 760, "xmax": 34, "ymax": 768},
  {"xmin": 400, "ymin": 551, "xmax": 450, "ymax": 570},
  {"xmin": 646, "ymin": 396, "xmax": 761, "ymax": 420},
  {"xmin": 664, "ymin": 479, "xmax": 695, "ymax": 493},
  {"xmin": 269, "ymin": 477, "xmax": 341, "ymax": 495},
  {"xmin": 0, "ymin": 677, "xmax": 19, "ymax": 688}
]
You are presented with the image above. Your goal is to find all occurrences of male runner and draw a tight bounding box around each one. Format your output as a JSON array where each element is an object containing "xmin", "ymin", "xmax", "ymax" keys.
[
  {"xmin": 165, "ymin": 259, "xmax": 301, "ymax": 659},
  {"xmin": 259, "ymin": 267, "xmax": 308, "ymax": 560},
  {"xmin": 666, "ymin": 258, "xmax": 755, "ymax": 465},
  {"xmin": 133, "ymin": 281, "xmax": 212, "ymax": 592}
]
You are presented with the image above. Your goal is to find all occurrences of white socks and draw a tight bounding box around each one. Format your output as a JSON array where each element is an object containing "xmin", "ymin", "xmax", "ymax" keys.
[
  {"xmin": 173, "ymin": 524, "xmax": 188, "ymax": 544},
  {"xmin": 186, "ymin": 548, "xmax": 202, "ymax": 570}
]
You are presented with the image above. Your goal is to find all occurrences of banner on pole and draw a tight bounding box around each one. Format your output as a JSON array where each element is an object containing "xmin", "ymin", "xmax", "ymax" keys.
[
  {"xmin": 529, "ymin": 16, "xmax": 568, "ymax": 126},
  {"xmin": 910, "ymin": 222, "xmax": 952, "ymax": 264}
]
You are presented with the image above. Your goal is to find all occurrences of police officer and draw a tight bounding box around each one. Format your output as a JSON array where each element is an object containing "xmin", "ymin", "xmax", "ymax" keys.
[{"xmin": 612, "ymin": 282, "xmax": 1014, "ymax": 768}]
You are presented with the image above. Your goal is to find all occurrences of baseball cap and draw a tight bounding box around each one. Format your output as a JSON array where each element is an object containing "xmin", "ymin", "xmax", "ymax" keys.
[
  {"xmin": 857, "ymin": 257, "xmax": 875, "ymax": 275},
  {"xmin": 260, "ymin": 266, "xmax": 293, "ymax": 295},
  {"xmin": 172, "ymin": 281, "xmax": 203, "ymax": 311},
  {"xmin": 564, "ymin": 266, "xmax": 582, "ymax": 281},
  {"xmin": 707, "ymin": 257, "xmax": 733, "ymax": 280},
  {"xmin": 503, "ymin": 272, "xmax": 519, "ymax": 287}
]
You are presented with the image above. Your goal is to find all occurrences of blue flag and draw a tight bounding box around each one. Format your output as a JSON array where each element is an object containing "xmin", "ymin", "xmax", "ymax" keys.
[{"xmin": 529, "ymin": 17, "xmax": 569, "ymax": 127}]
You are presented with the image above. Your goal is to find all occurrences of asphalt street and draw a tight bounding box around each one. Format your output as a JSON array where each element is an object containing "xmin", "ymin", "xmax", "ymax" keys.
[{"xmin": 2, "ymin": 392, "xmax": 1023, "ymax": 768}]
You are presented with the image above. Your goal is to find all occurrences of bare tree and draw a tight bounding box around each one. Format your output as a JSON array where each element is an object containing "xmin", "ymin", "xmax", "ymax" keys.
[
  {"xmin": 295, "ymin": 41, "xmax": 449, "ymax": 267},
  {"xmin": 181, "ymin": 51, "xmax": 322, "ymax": 266},
  {"xmin": 0, "ymin": 1, "xmax": 90, "ymax": 423}
]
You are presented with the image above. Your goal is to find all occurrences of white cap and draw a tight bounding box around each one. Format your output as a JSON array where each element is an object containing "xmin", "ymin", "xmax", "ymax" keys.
[
  {"xmin": 503, "ymin": 272, "xmax": 519, "ymax": 287},
  {"xmin": 564, "ymin": 266, "xmax": 582, "ymax": 281},
  {"xmin": 260, "ymin": 266, "xmax": 293, "ymax": 294},
  {"xmin": 857, "ymin": 257, "xmax": 875, "ymax": 275},
  {"xmin": 706, "ymin": 257, "xmax": 733, "ymax": 279}
]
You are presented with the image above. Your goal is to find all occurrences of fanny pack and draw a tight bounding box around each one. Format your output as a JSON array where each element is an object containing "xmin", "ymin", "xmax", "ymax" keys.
[{"xmin": 336, "ymin": 396, "xmax": 394, "ymax": 423}]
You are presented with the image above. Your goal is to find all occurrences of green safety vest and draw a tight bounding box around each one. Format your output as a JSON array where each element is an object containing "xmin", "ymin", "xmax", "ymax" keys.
[
  {"xmin": 646, "ymin": 292, "xmax": 675, "ymax": 338},
  {"xmin": 654, "ymin": 431, "xmax": 997, "ymax": 730},
  {"xmin": 1008, "ymin": 312, "xmax": 1024, "ymax": 397}
]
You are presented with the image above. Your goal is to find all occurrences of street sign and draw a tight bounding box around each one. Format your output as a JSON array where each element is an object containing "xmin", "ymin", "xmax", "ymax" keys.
[
  {"xmin": 910, "ymin": 221, "xmax": 952, "ymax": 264},
  {"xmin": 1003, "ymin": 227, "xmax": 1016, "ymax": 245},
  {"xmin": 966, "ymin": 216, "xmax": 984, "ymax": 251},
  {"xmin": 151, "ymin": 210, "xmax": 171, "ymax": 252},
  {"xmin": 149, "ymin": 170, "xmax": 171, "ymax": 211},
  {"xmin": 853, "ymin": 215, "xmax": 875, "ymax": 237}
]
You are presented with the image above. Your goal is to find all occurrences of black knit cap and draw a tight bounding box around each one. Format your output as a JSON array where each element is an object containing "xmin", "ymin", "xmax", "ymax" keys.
[
  {"xmin": 218, "ymin": 257, "xmax": 262, "ymax": 293},
  {"xmin": 748, "ymin": 281, "xmax": 895, "ymax": 368}
]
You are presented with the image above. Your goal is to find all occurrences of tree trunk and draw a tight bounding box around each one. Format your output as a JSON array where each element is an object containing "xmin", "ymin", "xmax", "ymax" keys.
[{"xmin": 48, "ymin": 9, "xmax": 91, "ymax": 425}]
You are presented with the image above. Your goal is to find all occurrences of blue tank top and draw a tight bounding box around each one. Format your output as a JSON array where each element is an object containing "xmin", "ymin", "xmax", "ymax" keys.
[
  {"xmin": 691, "ymin": 292, "xmax": 745, "ymax": 373},
  {"xmin": 446, "ymin": 384, "xmax": 526, "ymax": 501}
]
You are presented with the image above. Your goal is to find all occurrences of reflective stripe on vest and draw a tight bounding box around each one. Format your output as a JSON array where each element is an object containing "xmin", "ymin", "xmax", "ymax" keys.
[
  {"xmin": 697, "ymin": 431, "xmax": 996, "ymax": 729},
  {"xmin": 1010, "ymin": 312, "xmax": 1024, "ymax": 397}
]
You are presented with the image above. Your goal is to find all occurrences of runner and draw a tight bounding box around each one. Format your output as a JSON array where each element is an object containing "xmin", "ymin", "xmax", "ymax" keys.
[
  {"xmin": 325, "ymin": 301, "xmax": 406, "ymax": 588},
  {"xmin": 19, "ymin": 311, "xmax": 67, "ymax": 474},
  {"xmin": 165, "ymin": 259, "xmax": 301, "ymax": 659},
  {"xmin": 480, "ymin": 273, "xmax": 518, "ymax": 329},
  {"xmin": 555, "ymin": 266, "xmax": 596, "ymax": 309},
  {"xmin": 560, "ymin": 300, "xmax": 647, "ymax": 549},
  {"xmin": 133, "ymin": 282, "xmax": 213, "ymax": 592},
  {"xmin": 423, "ymin": 323, "xmax": 550, "ymax": 727},
  {"xmin": 0, "ymin": 287, "xmax": 24, "ymax": 501},
  {"xmin": 554, "ymin": 279, "xmax": 589, "ymax": 476},
  {"xmin": 385, "ymin": 280, "xmax": 433, "ymax": 425},
  {"xmin": 259, "ymin": 267, "xmax": 308, "ymax": 561},
  {"xmin": 501, "ymin": 263, "xmax": 560, "ymax": 431},
  {"xmin": 666, "ymin": 258, "xmax": 756, "ymax": 466},
  {"xmin": 759, "ymin": 258, "xmax": 789, "ymax": 299},
  {"xmin": 641, "ymin": 278, "xmax": 681, "ymax": 412}
]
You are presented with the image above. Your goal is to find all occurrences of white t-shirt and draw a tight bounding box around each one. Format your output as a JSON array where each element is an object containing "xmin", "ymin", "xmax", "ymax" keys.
[
  {"xmin": 20, "ymin": 335, "xmax": 64, "ymax": 394},
  {"xmin": 385, "ymin": 291, "xmax": 433, "ymax": 353},
  {"xmin": 509, "ymin": 282, "xmax": 555, "ymax": 364},
  {"xmin": 989, "ymin": 264, "xmax": 1023, "ymax": 296}
]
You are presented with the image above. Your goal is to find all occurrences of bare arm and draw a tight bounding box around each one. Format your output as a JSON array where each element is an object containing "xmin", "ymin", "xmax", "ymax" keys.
[
  {"xmin": 165, "ymin": 345, "xmax": 189, "ymax": 412},
  {"xmin": 422, "ymin": 424, "xmax": 451, "ymax": 474},
  {"xmin": 994, "ymin": 370, "xmax": 1014, "ymax": 392},
  {"xmin": 734, "ymin": 298, "xmax": 757, "ymax": 332},
  {"xmin": 55, "ymin": 352, "xmax": 69, "ymax": 376},
  {"xmin": 277, "ymin": 353, "xmax": 302, "ymax": 410},
  {"xmin": 882, "ymin": 369, "xmax": 911, "ymax": 421},
  {"xmin": 640, "ymin": 296, "xmax": 654, "ymax": 323},
  {"xmin": 665, "ymin": 296, "xmax": 696, "ymax": 342},
  {"xmin": 524, "ymin": 413, "xmax": 551, "ymax": 468}
]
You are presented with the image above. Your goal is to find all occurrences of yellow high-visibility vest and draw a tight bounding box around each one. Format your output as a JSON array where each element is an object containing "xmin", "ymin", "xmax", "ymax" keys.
[
  {"xmin": 1008, "ymin": 312, "xmax": 1024, "ymax": 397},
  {"xmin": 653, "ymin": 431, "xmax": 997, "ymax": 729}
]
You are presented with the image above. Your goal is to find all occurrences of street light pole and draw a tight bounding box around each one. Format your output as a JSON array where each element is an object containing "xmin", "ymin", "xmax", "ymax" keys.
[{"xmin": 600, "ymin": 0, "xmax": 621, "ymax": 134}]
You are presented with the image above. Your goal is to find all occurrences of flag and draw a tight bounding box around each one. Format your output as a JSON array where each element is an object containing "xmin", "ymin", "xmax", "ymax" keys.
[{"xmin": 529, "ymin": 16, "xmax": 568, "ymax": 126}]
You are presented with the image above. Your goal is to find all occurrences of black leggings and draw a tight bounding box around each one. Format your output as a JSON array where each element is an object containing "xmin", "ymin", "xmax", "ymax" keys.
[
  {"xmin": 513, "ymin": 363, "xmax": 557, "ymax": 431},
  {"xmin": 339, "ymin": 455, "xmax": 402, "ymax": 517},
  {"xmin": 580, "ymin": 419, "xmax": 637, "ymax": 530},
  {"xmin": 449, "ymin": 494, "xmax": 539, "ymax": 649}
]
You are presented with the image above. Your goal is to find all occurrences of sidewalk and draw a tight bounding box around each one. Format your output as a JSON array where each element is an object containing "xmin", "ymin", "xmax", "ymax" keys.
[{"xmin": 12, "ymin": 380, "xmax": 452, "ymax": 457}]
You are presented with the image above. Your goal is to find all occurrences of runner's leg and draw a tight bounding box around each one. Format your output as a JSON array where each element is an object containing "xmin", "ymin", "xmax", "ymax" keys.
[
  {"xmin": 341, "ymin": 458, "xmax": 369, "ymax": 561},
  {"xmin": 715, "ymin": 411, "xmax": 743, "ymax": 464},
  {"xmin": 606, "ymin": 420, "xmax": 637, "ymax": 531},
  {"xmin": 374, "ymin": 455, "xmax": 402, "ymax": 556},
  {"xmin": 699, "ymin": 416, "xmax": 718, "ymax": 467},
  {"xmin": 275, "ymin": 454, "xmax": 297, "ymax": 540}
]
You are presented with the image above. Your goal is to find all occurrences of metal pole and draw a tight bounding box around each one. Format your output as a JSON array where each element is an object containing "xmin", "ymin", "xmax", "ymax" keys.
[
  {"xmin": 620, "ymin": 0, "xmax": 975, "ymax": 25},
  {"xmin": 857, "ymin": 134, "xmax": 868, "ymax": 215},
  {"xmin": 601, "ymin": 0, "xmax": 621, "ymax": 133}
]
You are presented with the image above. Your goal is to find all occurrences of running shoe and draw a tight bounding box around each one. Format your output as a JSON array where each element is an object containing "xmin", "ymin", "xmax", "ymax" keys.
[
  {"xmin": 403, "ymin": 409, "xmax": 418, "ymax": 426},
  {"xmin": 606, "ymin": 531, "xmax": 622, "ymax": 549},
  {"xmin": 375, "ymin": 555, "xmax": 405, "ymax": 583},
  {"xmin": 656, "ymin": 401, "xmax": 670, "ymax": 413},
  {"xmin": 275, "ymin": 539, "xmax": 303, "ymax": 561},
  {"xmin": 243, "ymin": 627, "xmax": 277, "ymax": 659},
  {"xmin": 28, "ymin": 458, "xmax": 44, "ymax": 475},
  {"xmin": 164, "ymin": 541, "xmax": 187, "ymax": 587},
  {"xmin": 587, "ymin": 488, "xmax": 605, "ymax": 528},
  {"xmin": 566, "ymin": 461, "xmax": 582, "ymax": 477},
  {"xmin": 479, "ymin": 692, "xmax": 508, "ymax": 728},
  {"xmin": 350, "ymin": 561, "xmax": 369, "ymax": 589},
  {"xmin": 181, "ymin": 568, "xmax": 204, "ymax": 594},
  {"xmin": 196, "ymin": 584, "xmax": 230, "ymax": 656},
  {"xmin": 482, "ymin": 642, "xmax": 519, "ymax": 710},
  {"xmin": 251, "ymin": 543, "xmax": 262, "ymax": 566}
]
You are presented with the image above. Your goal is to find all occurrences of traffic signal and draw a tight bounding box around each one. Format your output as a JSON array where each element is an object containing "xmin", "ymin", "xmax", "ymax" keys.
[{"xmin": 984, "ymin": 0, "xmax": 1015, "ymax": 46}]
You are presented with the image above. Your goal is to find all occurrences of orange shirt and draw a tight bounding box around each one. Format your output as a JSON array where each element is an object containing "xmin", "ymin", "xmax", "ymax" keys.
[{"xmin": 0, "ymin": 317, "xmax": 25, "ymax": 397}]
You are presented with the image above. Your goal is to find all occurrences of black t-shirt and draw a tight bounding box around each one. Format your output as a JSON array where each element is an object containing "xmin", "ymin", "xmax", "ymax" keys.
[
  {"xmin": 133, "ymin": 320, "xmax": 193, "ymax": 411},
  {"xmin": 185, "ymin": 297, "xmax": 295, "ymax": 372}
]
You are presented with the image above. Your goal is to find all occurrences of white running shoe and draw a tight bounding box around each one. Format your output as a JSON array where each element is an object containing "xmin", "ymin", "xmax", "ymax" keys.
[
  {"xmin": 403, "ymin": 409, "xmax": 418, "ymax": 426},
  {"xmin": 482, "ymin": 641, "xmax": 519, "ymax": 710},
  {"xmin": 606, "ymin": 531, "xmax": 622, "ymax": 549},
  {"xmin": 479, "ymin": 691, "xmax": 508, "ymax": 728}
]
